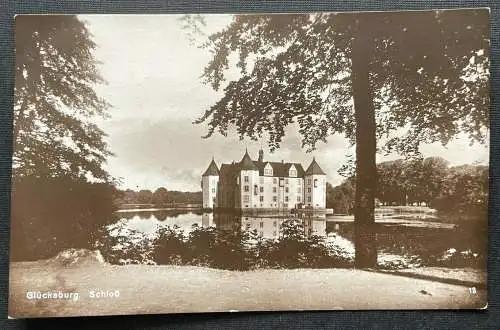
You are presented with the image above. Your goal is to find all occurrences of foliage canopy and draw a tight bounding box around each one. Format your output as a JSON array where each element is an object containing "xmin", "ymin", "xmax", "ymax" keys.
[
  {"xmin": 195, "ymin": 11, "xmax": 489, "ymax": 155},
  {"xmin": 14, "ymin": 15, "xmax": 112, "ymax": 182}
]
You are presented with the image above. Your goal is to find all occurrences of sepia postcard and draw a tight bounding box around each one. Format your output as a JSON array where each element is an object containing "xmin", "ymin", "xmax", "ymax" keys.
[{"xmin": 9, "ymin": 9, "xmax": 489, "ymax": 318}]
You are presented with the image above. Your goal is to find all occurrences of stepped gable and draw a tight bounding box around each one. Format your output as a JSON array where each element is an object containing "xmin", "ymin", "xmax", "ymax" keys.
[
  {"xmin": 239, "ymin": 149, "xmax": 259, "ymax": 171},
  {"xmin": 305, "ymin": 157, "xmax": 326, "ymax": 175},
  {"xmin": 202, "ymin": 157, "xmax": 220, "ymax": 176}
]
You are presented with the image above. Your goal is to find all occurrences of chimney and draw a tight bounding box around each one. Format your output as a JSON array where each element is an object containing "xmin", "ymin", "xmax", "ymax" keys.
[
  {"xmin": 258, "ymin": 149, "xmax": 264, "ymax": 162},
  {"xmin": 281, "ymin": 160, "xmax": 284, "ymax": 163}
]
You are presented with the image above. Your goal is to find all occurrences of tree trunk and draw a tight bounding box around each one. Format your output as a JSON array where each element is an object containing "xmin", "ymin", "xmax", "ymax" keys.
[{"xmin": 351, "ymin": 22, "xmax": 378, "ymax": 268}]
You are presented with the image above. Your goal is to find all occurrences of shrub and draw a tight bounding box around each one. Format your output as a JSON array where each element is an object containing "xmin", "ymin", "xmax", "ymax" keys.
[
  {"xmin": 98, "ymin": 218, "xmax": 353, "ymax": 270},
  {"xmin": 10, "ymin": 176, "xmax": 118, "ymax": 261}
]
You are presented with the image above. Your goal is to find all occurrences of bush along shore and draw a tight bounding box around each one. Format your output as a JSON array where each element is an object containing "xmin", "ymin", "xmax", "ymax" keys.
[
  {"xmin": 97, "ymin": 219, "xmax": 353, "ymax": 270},
  {"xmin": 95, "ymin": 218, "xmax": 484, "ymax": 271}
]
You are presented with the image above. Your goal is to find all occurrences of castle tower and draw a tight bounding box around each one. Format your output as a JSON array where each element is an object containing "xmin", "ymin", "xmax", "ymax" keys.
[
  {"xmin": 239, "ymin": 149, "xmax": 260, "ymax": 209},
  {"xmin": 202, "ymin": 157, "xmax": 220, "ymax": 209},
  {"xmin": 304, "ymin": 157, "xmax": 326, "ymax": 209}
]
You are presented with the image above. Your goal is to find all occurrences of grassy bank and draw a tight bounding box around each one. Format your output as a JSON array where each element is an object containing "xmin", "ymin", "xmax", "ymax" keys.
[{"xmin": 9, "ymin": 257, "xmax": 486, "ymax": 318}]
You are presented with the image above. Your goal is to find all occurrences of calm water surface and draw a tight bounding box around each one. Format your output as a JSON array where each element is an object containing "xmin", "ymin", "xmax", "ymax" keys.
[{"xmin": 107, "ymin": 208, "xmax": 486, "ymax": 267}]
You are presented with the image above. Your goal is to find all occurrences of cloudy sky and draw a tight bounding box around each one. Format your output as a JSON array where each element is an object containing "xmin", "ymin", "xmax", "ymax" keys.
[{"xmin": 80, "ymin": 15, "xmax": 489, "ymax": 192}]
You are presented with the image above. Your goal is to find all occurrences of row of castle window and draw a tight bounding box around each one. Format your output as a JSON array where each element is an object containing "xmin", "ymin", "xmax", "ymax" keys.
[
  {"xmin": 243, "ymin": 195, "xmax": 309, "ymax": 203},
  {"xmin": 243, "ymin": 176, "xmax": 305, "ymax": 185},
  {"xmin": 214, "ymin": 184, "xmax": 314, "ymax": 195},
  {"xmin": 243, "ymin": 185, "xmax": 311, "ymax": 193},
  {"xmin": 243, "ymin": 176, "xmax": 319, "ymax": 187}
]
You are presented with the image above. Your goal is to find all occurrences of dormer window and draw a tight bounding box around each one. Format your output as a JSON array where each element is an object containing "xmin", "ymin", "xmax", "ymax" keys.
[{"xmin": 264, "ymin": 163, "xmax": 273, "ymax": 176}]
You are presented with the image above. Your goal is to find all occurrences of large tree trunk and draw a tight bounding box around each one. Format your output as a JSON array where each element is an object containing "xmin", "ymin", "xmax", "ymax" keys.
[{"xmin": 351, "ymin": 22, "xmax": 378, "ymax": 268}]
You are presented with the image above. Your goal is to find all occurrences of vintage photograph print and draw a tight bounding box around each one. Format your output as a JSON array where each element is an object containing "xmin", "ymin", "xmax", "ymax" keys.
[{"xmin": 9, "ymin": 10, "xmax": 489, "ymax": 318}]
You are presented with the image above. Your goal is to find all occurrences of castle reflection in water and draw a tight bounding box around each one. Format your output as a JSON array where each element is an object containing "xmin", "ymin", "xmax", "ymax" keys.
[{"xmin": 202, "ymin": 212, "xmax": 327, "ymax": 239}]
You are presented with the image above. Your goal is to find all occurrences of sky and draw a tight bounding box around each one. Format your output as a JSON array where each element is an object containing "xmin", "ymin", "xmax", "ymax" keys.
[{"xmin": 80, "ymin": 15, "xmax": 489, "ymax": 192}]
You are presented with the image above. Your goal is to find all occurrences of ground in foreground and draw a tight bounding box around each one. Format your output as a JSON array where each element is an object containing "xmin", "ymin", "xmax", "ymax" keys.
[{"xmin": 9, "ymin": 258, "xmax": 486, "ymax": 318}]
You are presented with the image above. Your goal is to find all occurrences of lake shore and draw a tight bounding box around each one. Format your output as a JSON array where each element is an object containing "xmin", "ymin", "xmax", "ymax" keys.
[{"xmin": 9, "ymin": 258, "xmax": 486, "ymax": 318}]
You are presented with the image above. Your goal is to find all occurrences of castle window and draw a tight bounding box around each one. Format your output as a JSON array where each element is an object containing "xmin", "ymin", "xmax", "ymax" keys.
[
  {"xmin": 285, "ymin": 196, "xmax": 289, "ymax": 202},
  {"xmin": 297, "ymin": 196, "xmax": 301, "ymax": 202},
  {"xmin": 265, "ymin": 168, "xmax": 273, "ymax": 176},
  {"xmin": 259, "ymin": 196, "xmax": 264, "ymax": 202},
  {"xmin": 279, "ymin": 178, "xmax": 284, "ymax": 187},
  {"xmin": 212, "ymin": 188, "xmax": 215, "ymax": 193},
  {"xmin": 254, "ymin": 185, "xmax": 258, "ymax": 195},
  {"xmin": 307, "ymin": 196, "xmax": 311, "ymax": 202},
  {"xmin": 307, "ymin": 187, "xmax": 311, "ymax": 193},
  {"xmin": 285, "ymin": 187, "xmax": 289, "ymax": 193},
  {"xmin": 314, "ymin": 179, "xmax": 318, "ymax": 188},
  {"xmin": 260, "ymin": 186, "xmax": 264, "ymax": 193},
  {"xmin": 273, "ymin": 187, "xmax": 277, "ymax": 193},
  {"xmin": 307, "ymin": 179, "xmax": 312, "ymax": 185},
  {"xmin": 285, "ymin": 178, "xmax": 289, "ymax": 184},
  {"xmin": 273, "ymin": 178, "xmax": 277, "ymax": 184},
  {"xmin": 244, "ymin": 185, "xmax": 249, "ymax": 192},
  {"xmin": 290, "ymin": 170, "xmax": 297, "ymax": 177},
  {"xmin": 244, "ymin": 195, "xmax": 249, "ymax": 202},
  {"xmin": 260, "ymin": 222, "xmax": 264, "ymax": 228},
  {"xmin": 244, "ymin": 176, "xmax": 249, "ymax": 182},
  {"xmin": 273, "ymin": 196, "xmax": 277, "ymax": 202}
]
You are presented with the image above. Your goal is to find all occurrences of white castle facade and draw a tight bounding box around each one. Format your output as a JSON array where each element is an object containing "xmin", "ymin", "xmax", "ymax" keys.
[{"xmin": 201, "ymin": 149, "xmax": 326, "ymax": 212}]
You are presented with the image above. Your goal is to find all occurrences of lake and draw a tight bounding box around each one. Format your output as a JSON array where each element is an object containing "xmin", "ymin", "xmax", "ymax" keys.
[{"xmin": 103, "ymin": 208, "xmax": 486, "ymax": 269}]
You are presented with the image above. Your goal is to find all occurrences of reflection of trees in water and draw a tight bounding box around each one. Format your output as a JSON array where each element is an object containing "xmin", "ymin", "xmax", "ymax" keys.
[
  {"xmin": 191, "ymin": 209, "xmax": 205, "ymax": 216},
  {"xmin": 118, "ymin": 209, "xmax": 195, "ymax": 221},
  {"xmin": 327, "ymin": 221, "xmax": 486, "ymax": 267}
]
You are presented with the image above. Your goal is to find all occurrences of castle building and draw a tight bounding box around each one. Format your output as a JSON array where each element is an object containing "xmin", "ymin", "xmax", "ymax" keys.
[{"xmin": 201, "ymin": 149, "xmax": 326, "ymax": 212}]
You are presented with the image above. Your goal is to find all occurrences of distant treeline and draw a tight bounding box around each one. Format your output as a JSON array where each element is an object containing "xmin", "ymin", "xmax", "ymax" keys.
[
  {"xmin": 115, "ymin": 188, "xmax": 202, "ymax": 206},
  {"xmin": 327, "ymin": 157, "xmax": 488, "ymax": 217}
]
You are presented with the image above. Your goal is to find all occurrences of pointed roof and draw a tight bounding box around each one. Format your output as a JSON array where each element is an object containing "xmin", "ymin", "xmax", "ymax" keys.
[
  {"xmin": 202, "ymin": 157, "xmax": 220, "ymax": 176},
  {"xmin": 240, "ymin": 149, "xmax": 258, "ymax": 171},
  {"xmin": 305, "ymin": 157, "xmax": 326, "ymax": 175}
]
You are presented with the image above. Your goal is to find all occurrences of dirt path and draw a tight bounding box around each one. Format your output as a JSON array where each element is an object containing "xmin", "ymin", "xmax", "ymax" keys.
[{"xmin": 9, "ymin": 261, "xmax": 486, "ymax": 318}]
